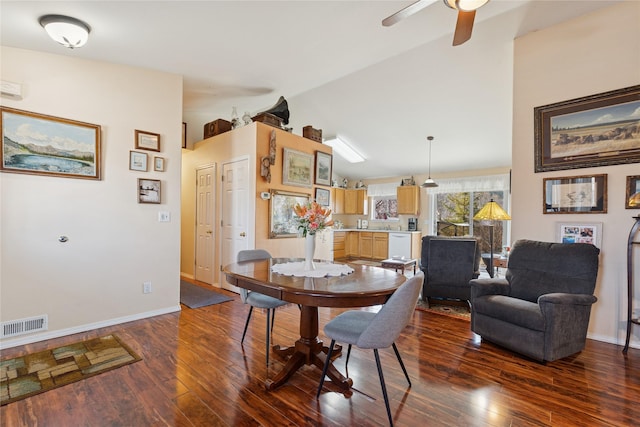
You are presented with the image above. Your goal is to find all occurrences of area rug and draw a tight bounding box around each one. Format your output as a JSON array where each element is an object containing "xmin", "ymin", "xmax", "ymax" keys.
[
  {"xmin": 415, "ymin": 299, "xmax": 471, "ymax": 320},
  {"xmin": 0, "ymin": 334, "xmax": 141, "ymax": 406},
  {"xmin": 180, "ymin": 280, "xmax": 233, "ymax": 309}
]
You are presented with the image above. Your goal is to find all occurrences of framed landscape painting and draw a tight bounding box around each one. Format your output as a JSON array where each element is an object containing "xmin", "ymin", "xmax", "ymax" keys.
[
  {"xmin": 282, "ymin": 148, "xmax": 313, "ymax": 188},
  {"xmin": 1, "ymin": 107, "xmax": 101, "ymax": 180},
  {"xmin": 543, "ymin": 174, "xmax": 607, "ymax": 214},
  {"xmin": 269, "ymin": 190, "xmax": 310, "ymax": 238},
  {"xmin": 315, "ymin": 151, "xmax": 332, "ymax": 186},
  {"xmin": 534, "ymin": 85, "xmax": 640, "ymax": 172}
]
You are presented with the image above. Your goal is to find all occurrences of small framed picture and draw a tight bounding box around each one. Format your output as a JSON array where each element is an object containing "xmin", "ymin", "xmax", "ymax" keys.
[
  {"xmin": 283, "ymin": 148, "xmax": 313, "ymax": 188},
  {"xmin": 626, "ymin": 175, "xmax": 640, "ymax": 209},
  {"xmin": 138, "ymin": 178, "xmax": 161, "ymax": 204},
  {"xmin": 556, "ymin": 222, "xmax": 602, "ymax": 248},
  {"xmin": 315, "ymin": 151, "xmax": 332, "ymax": 186},
  {"xmin": 543, "ymin": 174, "xmax": 607, "ymax": 214},
  {"xmin": 315, "ymin": 188, "xmax": 330, "ymax": 206},
  {"xmin": 129, "ymin": 151, "xmax": 148, "ymax": 171},
  {"xmin": 154, "ymin": 156, "xmax": 165, "ymax": 172},
  {"xmin": 182, "ymin": 122, "xmax": 187, "ymax": 149},
  {"xmin": 135, "ymin": 129, "xmax": 160, "ymax": 152}
]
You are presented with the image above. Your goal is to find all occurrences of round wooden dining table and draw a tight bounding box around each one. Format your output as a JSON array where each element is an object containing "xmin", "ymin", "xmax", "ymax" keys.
[{"xmin": 223, "ymin": 257, "xmax": 407, "ymax": 391}]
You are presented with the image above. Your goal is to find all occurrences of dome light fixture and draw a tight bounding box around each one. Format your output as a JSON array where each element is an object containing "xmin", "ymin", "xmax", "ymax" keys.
[
  {"xmin": 421, "ymin": 136, "xmax": 438, "ymax": 188},
  {"xmin": 39, "ymin": 15, "xmax": 91, "ymax": 49},
  {"xmin": 443, "ymin": 0, "xmax": 490, "ymax": 12}
]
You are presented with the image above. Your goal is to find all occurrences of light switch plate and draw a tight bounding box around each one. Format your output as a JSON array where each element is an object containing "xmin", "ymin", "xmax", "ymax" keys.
[{"xmin": 158, "ymin": 211, "xmax": 171, "ymax": 222}]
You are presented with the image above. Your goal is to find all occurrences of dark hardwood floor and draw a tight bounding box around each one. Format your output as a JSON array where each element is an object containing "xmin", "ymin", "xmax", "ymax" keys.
[{"xmin": 1, "ymin": 278, "xmax": 638, "ymax": 426}]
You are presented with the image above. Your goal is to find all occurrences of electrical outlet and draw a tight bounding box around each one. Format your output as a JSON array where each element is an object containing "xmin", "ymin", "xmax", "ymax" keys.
[
  {"xmin": 158, "ymin": 211, "xmax": 170, "ymax": 222},
  {"xmin": 143, "ymin": 281, "xmax": 152, "ymax": 294}
]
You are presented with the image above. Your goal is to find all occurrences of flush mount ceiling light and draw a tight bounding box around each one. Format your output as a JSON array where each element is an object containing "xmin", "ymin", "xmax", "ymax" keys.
[
  {"xmin": 443, "ymin": 0, "xmax": 490, "ymax": 12},
  {"xmin": 39, "ymin": 15, "xmax": 91, "ymax": 49},
  {"xmin": 324, "ymin": 137, "xmax": 365, "ymax": 163},
  {"xmin": 421, "ymin": 136, "xmax": 438, "ymax": 188}
]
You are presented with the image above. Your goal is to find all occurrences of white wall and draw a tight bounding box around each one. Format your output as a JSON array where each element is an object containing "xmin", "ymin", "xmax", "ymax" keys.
[
  {"xmin": 0, "ymin": 47, "xmax": 183, "ymax": 348},
  {"xmin": 512, "ymin": 2, "xmax": 640, "ymax": 347}
]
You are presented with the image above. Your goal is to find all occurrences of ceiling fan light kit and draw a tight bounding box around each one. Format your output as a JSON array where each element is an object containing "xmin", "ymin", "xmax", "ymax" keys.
[
  {"xmin": 444, "ymin": 0, "xmax": 489, "ymax": 12},
  {"xmin": 39, "ymin": 14, "xmax": 91, "ymax": 49}
]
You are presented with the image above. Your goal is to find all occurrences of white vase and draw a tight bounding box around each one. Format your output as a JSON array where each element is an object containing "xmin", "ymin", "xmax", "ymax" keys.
[{"xmin": 304, "ymin": 233, "xmax": 316, "ymax": 270}]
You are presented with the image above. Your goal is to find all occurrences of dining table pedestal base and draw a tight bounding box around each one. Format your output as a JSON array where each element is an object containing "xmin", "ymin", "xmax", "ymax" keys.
[{"xmin": 264, "ymin": 306, "xmax": 353, "ymax": 392}]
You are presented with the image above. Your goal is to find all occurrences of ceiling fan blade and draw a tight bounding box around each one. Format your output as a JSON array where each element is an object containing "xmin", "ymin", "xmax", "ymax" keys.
[
  {"xmin": 382, "ymin": 0, "xmax": 437, "ymax": 27},
  {"xmin": 452, "ymin": 10, "xmax": 476, "ymax": 46}
]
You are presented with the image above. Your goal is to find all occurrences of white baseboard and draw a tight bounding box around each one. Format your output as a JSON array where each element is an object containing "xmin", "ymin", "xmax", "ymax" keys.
[{"xmin": 0, "ymin": 305, "xmax": 181, "ymax": 350}]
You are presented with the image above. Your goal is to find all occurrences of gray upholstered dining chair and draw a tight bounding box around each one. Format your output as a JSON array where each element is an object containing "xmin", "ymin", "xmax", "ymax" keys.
[
  {"xmin": 316, "ymin": 272, "xmax": 424, "ymax": 427},
  {"xmin": 237, "ymin": 249, "xmax": 288, "ymax": 367}
]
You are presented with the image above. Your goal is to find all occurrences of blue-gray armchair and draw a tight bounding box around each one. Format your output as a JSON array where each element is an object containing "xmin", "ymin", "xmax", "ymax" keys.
[{"xmin": 470, "ymin": 239, "xmax": 600, "ymax": 362}]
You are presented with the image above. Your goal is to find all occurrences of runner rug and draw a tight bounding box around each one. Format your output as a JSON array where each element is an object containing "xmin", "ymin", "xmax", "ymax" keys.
[
  {"xmin": 180, "ymin": 280, "xmax": 233, "ymax": 309},
  {"xmin": 0, "ymin": 334, "xmax": 141, "ymax": 406}
]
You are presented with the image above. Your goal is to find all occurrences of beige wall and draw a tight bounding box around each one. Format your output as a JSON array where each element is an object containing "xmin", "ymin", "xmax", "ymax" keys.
[
  {"xmin": 0, "ymin": 47, "xmax": 183, "ymax": 348},
  {"xmin": 512, "ymin": 2, "xmax": 640, "ymax": 347},
  {"xmin": 180, "ymin": 123, "xmax": 333, "ymax": 285}
]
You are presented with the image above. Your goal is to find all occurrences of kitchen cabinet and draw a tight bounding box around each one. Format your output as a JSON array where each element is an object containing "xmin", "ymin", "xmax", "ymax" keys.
[
  {"xmin": 359, "ymin": 232, "xmax": 373, "ymax": 258},
  {"xmin": 333, "ymin": 231, "xmax": 346, "ymax": 260},
  {"xmin": 346, "ymin": 231, "xmax": 359, "ymax": 257},
  {"xmin": 373, "ymin": 233, "xmax": 389, "ymax": 260},
  {"xmin": 345, "ymin": 189, "xmax": 366, "ymax": 214},
  {"xmin": 332, "ymin": 188, "xmax": 345, "ymax": 214},
  {"xmin": 397, "ymin": 186, "xmax": 419, "ymax": 215}
]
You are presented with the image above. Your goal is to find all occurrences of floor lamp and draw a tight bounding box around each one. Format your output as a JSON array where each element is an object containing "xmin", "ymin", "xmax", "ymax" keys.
[{"xmin": 473, "ymin": 199, "xmax": 511, "ymax": 278}]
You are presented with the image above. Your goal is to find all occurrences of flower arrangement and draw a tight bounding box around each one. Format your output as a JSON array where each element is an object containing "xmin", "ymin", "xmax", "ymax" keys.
[{"xmin": 293, "ymin": 201, "xmax": 334, "ymax": 237}]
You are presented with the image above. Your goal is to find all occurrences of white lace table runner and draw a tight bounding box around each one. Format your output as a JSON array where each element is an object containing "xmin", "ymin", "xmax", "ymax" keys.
[{"xmin": 271, "ymin": 261, "xmax": 354, "ymax": 278}]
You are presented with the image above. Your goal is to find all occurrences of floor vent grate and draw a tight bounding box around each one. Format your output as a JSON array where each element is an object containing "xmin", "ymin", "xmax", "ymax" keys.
[{"xmin": 1, "ymin": 315, "xmax": 48, "ymax": 338}]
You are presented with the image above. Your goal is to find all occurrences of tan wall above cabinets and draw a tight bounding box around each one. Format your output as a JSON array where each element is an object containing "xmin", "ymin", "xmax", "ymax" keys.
[
  {"xmin": 397, "ymin": 186, "xmax": 419, "ymax": 215},
  {"xmin": 344, "ymin": 188, "xmax": 367, "ymax": 214},
  {"xmin": 332, "ymin": 188, "xmax": 345, "ymax": 214}
]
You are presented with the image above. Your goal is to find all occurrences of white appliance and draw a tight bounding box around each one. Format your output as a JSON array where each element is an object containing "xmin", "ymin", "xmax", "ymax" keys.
[{"xmin": 388, "ymin": 233, "xmax": 412, "ymax": 259}]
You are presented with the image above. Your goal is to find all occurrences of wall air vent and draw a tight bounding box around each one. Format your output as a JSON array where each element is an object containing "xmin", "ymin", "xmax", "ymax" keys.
[{"xmin": 1, "ymin": 315, "xmax": 48, "ymax": 338}]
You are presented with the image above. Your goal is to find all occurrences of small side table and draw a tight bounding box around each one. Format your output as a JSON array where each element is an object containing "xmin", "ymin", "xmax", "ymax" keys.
[{"xmin": 380, "ymin": 258, "xmax": 417, "ymax": 275}]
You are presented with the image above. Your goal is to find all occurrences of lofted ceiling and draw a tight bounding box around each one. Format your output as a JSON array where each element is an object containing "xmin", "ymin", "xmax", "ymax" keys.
[{"xmin": 0, "ymin": 1, "xmax": 620, "ymax": 180}]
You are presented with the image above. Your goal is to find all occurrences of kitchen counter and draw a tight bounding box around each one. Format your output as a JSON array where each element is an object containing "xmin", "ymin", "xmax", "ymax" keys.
[{"xmin": 334, "ymin": 229, "xmax": 421, "ymax": 234}]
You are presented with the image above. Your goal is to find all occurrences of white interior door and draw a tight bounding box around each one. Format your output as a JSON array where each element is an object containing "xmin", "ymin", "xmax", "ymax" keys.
[
  {"xmin": 195, "ymin": 165, "xmax": 215, "ymax": 284},
  {"xmin": 221, "ymin": 158, "xmax": 251, "ymax": 291}
]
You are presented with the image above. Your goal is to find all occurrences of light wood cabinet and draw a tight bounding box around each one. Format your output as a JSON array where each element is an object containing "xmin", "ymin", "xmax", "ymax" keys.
[
  {"xmin": 346, "ymin": 232, "xmax": 359, "ymax": 257},
  {"xmin": 359, "ymin": 232, "xmax": 373, "ymax": 258},
  {"xmin": 397, "ymin": 186, "xmax": 420, "ymax": 215},
  {"xmin": 332, "ymin": 188, "xmax": 345, "ymax": 214},
  {"xmin": 373, "ymin": 232, "xmax": 389, "ymax": 260},
  {"xmin": 333, "ymin": 231, "xmax": 346, "ymax": 260},
  {"xmin": 345, "ymin": 189, "xmax": 366, "ymax": 214}
]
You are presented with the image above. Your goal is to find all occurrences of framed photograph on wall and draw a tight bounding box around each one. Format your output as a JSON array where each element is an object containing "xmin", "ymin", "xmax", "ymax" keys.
[
  {"xmin": 534, "ymin": 85, "xmax": 640, "ymax": 172},
  {"xmin": 138, "ymin": 178, "xmax": 161, "ymax": 204},
  {"xmin": 1, "ymin": 106, "xmax": 101, "ymax": 180},
  {"xmin": 315, "ymin": 151, "xmax": 332, "ymax": 186},
  {"xmin": 282, "ymin": 148, "xmax": 313, "ymax": 188},
  {"xmin": 135, "ymin": 129, "xmax": 160, "ymax": 152},
  {"xmin": 182, "ymin": 122, "xmax": 187, "ymax": 149},
  {"xmin": 153, "ymin": 156, "xmax": 165, "ymax": 172},
  {"xmin": 543, "ymin": 174, "xmax": 607, "ymax": 214},
  {"xmin": 556, "ymin": 222, "xmax": 602, "ymax": 248},
  {"xmin": 626, "ymin": 175, "xmax": 640, "ymax": 209},
  {"xmin": 129, "ymin": 151, "xmax": 148, "ymax": 171},
  {"xmin": 315, "ymin": 188, "xmax": 330, "ymax": 206},
  {"xmin": 269, "ymin": 190, "xmax": 310, "ymax": 238}
]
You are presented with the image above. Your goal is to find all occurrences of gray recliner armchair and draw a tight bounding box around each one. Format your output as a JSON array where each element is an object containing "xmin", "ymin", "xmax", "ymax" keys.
[
  {"xmin": 420, "ymin": 235, "xmax": 482, "ymax": 302},
  {"xmin": 470, "ymin": 239, "xmax": 600, "ymax": 362}
]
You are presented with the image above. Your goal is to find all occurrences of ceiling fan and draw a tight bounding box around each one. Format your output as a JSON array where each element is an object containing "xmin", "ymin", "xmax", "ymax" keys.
[{"xmin": 382, "ymin": 0, "xmax": 490, "ymax": 46}]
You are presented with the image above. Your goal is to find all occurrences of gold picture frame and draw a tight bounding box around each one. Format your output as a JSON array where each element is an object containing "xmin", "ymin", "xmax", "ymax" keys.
[
  {"xmin": 282, "ymin": 148, "xmax": 313, "ymax": 188},
  {"xmin": 135, "ymin": 129, "xmax": 160, "ymax": 152},
  {"xmin": 626, "ymin": 175, "xmax": 640, "ymax": 209},
  {"xmin": 269, "ymin": 190, "xmax": 310, "ymax": 238},
  {"xmin": 1, "ymin": 107, "xmax": 101, "ymax": 180}
]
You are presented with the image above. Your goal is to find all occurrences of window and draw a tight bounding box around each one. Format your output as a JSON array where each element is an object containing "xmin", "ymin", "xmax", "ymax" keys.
[
  {"xmin": 429, "ymin": 174, "xmax": 511, "ymax": 255},
  {"xmin": 371, "ymin": 196, "xmax": 398, "ymax": 220}
]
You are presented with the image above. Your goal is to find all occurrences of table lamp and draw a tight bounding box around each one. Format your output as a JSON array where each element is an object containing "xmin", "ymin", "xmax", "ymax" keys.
[{"xmin": 474, "ymin": 199, "xmax": 511, "ymax": 278}]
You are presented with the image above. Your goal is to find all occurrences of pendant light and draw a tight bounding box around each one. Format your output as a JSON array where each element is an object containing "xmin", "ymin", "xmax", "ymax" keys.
[{"xmin": 422, "ymin": 136, "xmax": 438, "ymax": 188}]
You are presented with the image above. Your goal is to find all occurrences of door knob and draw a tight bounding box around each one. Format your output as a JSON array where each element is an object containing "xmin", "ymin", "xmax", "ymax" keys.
[
  {"xmin": 240, "ymin": 232, "xmax": 246, "ymax": 237},
  {"xmin": 206, "ymin": 230, "xmax": 213, "ymax": 234}
]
